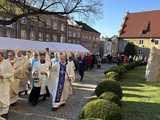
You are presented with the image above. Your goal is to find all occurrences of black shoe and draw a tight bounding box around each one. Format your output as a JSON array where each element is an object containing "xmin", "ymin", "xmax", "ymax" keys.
[
  {"xmin": 25, "ymin": 91, "xmax": 28, "ymax": 95},
  {"xmin": 61, "ymin": 103, "xmax": 66, "ymax": 107},
  {"xmin": 32, "ymin": 103, "xmax": 37, "ymax": 106},
  {"xmin": 1, "ymin": 113, "xmax": 8, "ymax": 119},
  {"xmin": 31, "ymin": 102, "xmax": 37, "ymax": 106},
  {"xmin": 42, "ymin": 96, "xmax": 46, "ymax": 101},
  {"xmin": 52, "ymin": 107, "xmax": 58, "ymax": 111},
  {"xmin": 11, "ymin": 102, "xmax": 17, "ymax": 107}
]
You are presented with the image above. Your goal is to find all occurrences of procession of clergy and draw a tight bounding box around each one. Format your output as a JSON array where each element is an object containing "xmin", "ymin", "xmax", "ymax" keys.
[{"xmin": 0, "ymin": 48, "xmax": 77, "ymax": 119}]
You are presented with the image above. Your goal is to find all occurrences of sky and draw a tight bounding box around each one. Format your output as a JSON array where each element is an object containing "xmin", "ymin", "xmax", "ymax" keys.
[{"xmin": 91, "ymin": 0, "xmax": 160, "ymax": 37}]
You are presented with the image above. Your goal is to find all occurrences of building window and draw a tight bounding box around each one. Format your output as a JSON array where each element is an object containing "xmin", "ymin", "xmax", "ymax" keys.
[
  {"xmin": 155, "ymin": 40, "xmax": 159, "ymax": 45},
  {"xmin": 6, "ymin": 29, "xmax": 11, "ymax": 37},
  {"xmin": 30, "ymin": 31, "xmax": 35, "ymax": 40},
  {"xmin": 139, "ymin": 40, "xmax": 144, "ymax": 44},
  {"xmin": 46, "ymin": 19, "xmax": 51, "ymax": 28},
  {"xmin": 93, "ymin": 36, "xmax": 95, "ymax": 40},
  {"xmin": 46, "ymin": 34, "xmax": 50, "ymax": 41},
  {"xmin": 52, "ymin": 22, "xmax": 58, "ymax": 30},
  {"xmin": 38, "ymin": 32, "xmax": 43, "ymax": 41},
  {"xmin": 77, "ymin": 32, "xmax": 80, "ymax": 38},
  {"xmin": 60, "ymin": 35, "xmax": 65, "ymax": 43},
  {"xmin": 61, "ymin": 24, "xmax": 65, "ymax": 31},
  {"xmin": 52, "ymin": 35, "xmax": 57, "ymax": 42},
  {"xmin": 69, "ymin": 31, "xmax": 72, "ymax": 37},
  {"xmin": 21, "ymin": 30, "xmax": 27, "ymax": 39},
  {"xmin": 73, "ymin": 32, "xmax": 76, "ymax": 38}
]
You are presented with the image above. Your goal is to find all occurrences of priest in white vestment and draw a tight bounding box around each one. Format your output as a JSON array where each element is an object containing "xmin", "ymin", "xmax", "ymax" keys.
[
  {"xmin": 0, "ymin": 52, "xmax": 14, "ymax": 118},
  {"xmin": 15, "ymin": 51, "xmax": 30, "ymax": 96},
  {"xmin": 7, "ymin": 51, "xmax": 19, "ymax": 105},
  {"xmin": 49, "ymin": 53, "xmax": 72, "ymax": 111}
]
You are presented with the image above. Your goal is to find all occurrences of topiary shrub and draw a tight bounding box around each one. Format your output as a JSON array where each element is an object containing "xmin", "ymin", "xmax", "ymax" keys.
[
  {"xmin": 80, "ymin": 99, "xmax": 121, "ymax": 120},
  {"xmin": 104, "ymin": 66, "xmax": 118, "ymax": 74},
  {"xmin": 99, "ymin": 92, "xmax": 121, "ymax": 106},
  {"xmin": 95, "ymin": 80, "xmax": 123, "ymax": 99},
  {"xmin": 88, "ymin": 96, "xmax": 99, "ymax": 102},
  {"xmin": 117, "ymin": 65, "xmax": 127, "ymax": 74},
  {"xmin": 104, "ymin": 65, "xmax": 127, "ymax": 75},
  {"xmin": 105, "ymin": 72, "xmax": 120, "ymax": 81}
]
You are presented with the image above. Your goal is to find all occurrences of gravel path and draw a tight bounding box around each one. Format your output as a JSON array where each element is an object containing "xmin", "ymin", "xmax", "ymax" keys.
[{"xmin": 8, "ymin": 64, "xmax": 113, "ymax": 120}]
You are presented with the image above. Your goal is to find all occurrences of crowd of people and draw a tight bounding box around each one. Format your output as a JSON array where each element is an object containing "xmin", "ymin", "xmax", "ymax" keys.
[
  {"xmin": 0, "ymin": 48, "xmax": 102, "ymax": 119},
  {"xmin": 115, "ymin": 54, "xmax": 148, "ymax": 65}
]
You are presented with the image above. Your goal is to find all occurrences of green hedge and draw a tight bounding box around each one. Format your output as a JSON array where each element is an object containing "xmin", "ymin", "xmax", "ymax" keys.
[
  {"xmin": 104, "ymin": 61, "xmax": 144, "ymax": 75},
  {"xmin": 104, "ymin": 65, "xmax": 127, "ymax": 75},
  {"xmin": 80, "ymin": 99, "xmax": 121, "ymax": 120},
  {"xmin": 99, "ymin": 92, "xmax": 121, "ymax": 107},
  {"xmin": 95, "ymin": 80, "xmax": 123, "ymax": 99},
  {"xmin": 105, "ymin": 72, "xmax": 120, "ymax": 81}
]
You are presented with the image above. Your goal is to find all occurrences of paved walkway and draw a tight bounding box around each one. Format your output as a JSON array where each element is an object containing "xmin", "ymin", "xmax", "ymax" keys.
[{"xmin": 8, "ymin": 64, "xmax": 113, "ymax": 120}]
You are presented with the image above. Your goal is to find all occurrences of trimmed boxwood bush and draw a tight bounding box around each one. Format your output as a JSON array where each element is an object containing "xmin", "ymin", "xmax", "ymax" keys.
[
  {"xmin": 105, "ymin": 72, "xmax": 120, "ymax": 81},
  {"xmin": 104, "ymin": 65, "xmax": 127, "ymax": 75},
  {"xmin": 104, "ymin": 60, "xmax": 144, "ymax": 75},
  {"xmin": 88, "ymin": 96, "xmax": 99, "ymax": 102},
  {"xmin": 95, "ymin": 80, "xmax": 123, "ymax": 99},
  {"xmin": 118, "ymin": 65, "xmax": 127, "ymax": 74},
  {"xmin": 104, "ymin": 66, "xmax": 118, "ymax": 74},
  {"xmin": 99, "ymin": 92, "xmax": 121, "ymax": 106},
  {"xmin": 80, "ymin": 99, "xmax": 121, "ymax": 120}
]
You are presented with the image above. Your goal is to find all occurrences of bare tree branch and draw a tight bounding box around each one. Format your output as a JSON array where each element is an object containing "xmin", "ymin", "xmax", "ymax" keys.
[
  {"xmin": 42, "ymin": 1, "xmax": 61, "ymax": 11},
  {"xmin": 0, "ymin": 0, "xmax": 102, "ymax": 25},
  {"xmin": 40, "ymin": 0, "xmax": 46, "ymax": 10}
]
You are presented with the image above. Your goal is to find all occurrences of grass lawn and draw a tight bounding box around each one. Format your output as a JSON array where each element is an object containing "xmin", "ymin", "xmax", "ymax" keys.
[{"xmin": 121, "ymin": 66, "xmax": 160, "ymax": 120}]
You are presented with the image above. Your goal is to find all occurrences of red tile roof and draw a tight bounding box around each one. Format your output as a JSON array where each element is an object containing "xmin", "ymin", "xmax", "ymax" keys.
[{"xmin": 119, "ymin": 10, "xmax": 160, "ymax": 38}]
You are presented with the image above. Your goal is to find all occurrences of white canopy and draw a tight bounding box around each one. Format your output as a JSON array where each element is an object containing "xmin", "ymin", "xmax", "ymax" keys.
[{"xmin": 0, "ymin": 37, "xmax": 89, "ymax": 53}]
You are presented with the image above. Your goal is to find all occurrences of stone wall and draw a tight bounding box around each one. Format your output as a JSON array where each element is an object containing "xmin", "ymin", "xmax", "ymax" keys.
[{"xmin": 145, "ymin": 47, "xmax": 160, "ymax": 81}]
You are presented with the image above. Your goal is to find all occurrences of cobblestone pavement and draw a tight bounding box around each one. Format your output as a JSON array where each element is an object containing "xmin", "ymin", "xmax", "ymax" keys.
[{"xmin": 8, "ymin": 64, "xmax": 113, "ymax": 120}]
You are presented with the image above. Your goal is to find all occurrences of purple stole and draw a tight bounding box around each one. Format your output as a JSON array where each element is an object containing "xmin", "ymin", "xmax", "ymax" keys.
[{"xmin": 55, "ymin": 63, "xmax": 66, "ymax": 102}]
